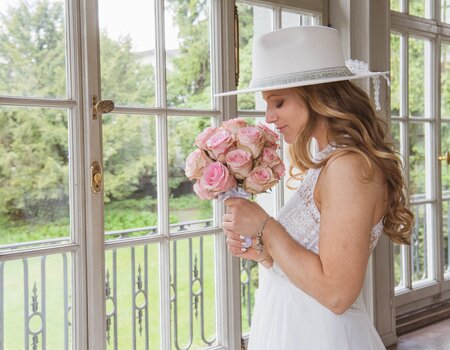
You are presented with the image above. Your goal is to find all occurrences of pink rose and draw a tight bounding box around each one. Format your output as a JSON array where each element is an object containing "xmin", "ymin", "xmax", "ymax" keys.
[
  {"xmin": 258, "ymin": 123, "xmax": 279, "ymax": 149},
  {"xmin": 198, "ymin": 162, "xmax": 236, "ymax": 198},
  {"xmin": 237, "ymin": 126, "xmax": 264, "ymax": 159},
  {"xmin": 260, "ymin": 147, "xmax": 282, "ymax": 167},
  {"xmin": 225, "ymin": 149, "xmax": 253, "ymax": 180},
  {"xmin": 194, "ymin": 126, "xmax": 218, "ymax": 150},
  {"xmin": 185, "ymin": 149, "xmax": 213, "ymax": 180},
  {"xmin": 272, "ymin": 162, "xmax": 285, "ymax": 179},
  {"xmin": 194, "ymin": 180, "xmax": 215, "ymax": 200},
  {"xmin": 222, "ymin": 118, "xmax": 248, "ymax": 134},
  {"xmin": 206, "ymin": 129, "xmax": 235, "ymax": 162},
  {"xmin": 243, "ymin": 166, "xmax": 278, "ymax": 194}
]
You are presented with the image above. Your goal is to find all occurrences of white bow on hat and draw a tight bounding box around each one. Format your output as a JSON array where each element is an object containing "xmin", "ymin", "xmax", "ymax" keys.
[{"xmin": 216, "ymin": 25, "xmax": 389, "ymax": 110}]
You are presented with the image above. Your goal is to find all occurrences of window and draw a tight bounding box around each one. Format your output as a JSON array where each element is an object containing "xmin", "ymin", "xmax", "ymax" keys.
[
  {"xmin": 390, "ymin": 0, "xmax": 450, "ymax": 317},
  {"xmin": 0, "ymin": 0, "xmax": 323, "ymax": 348}
]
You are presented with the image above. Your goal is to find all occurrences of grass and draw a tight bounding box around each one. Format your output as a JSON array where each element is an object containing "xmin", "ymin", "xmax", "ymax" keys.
[{"xmin": 0, "ymin": 195, "xmax": 257, "ymax": 349}]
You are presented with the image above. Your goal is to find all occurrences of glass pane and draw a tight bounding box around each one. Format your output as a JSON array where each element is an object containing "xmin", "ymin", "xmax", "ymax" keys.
[
  {"xmin": 409, "ymin": 0, "xmax": 427, "ymax": 18},
  {"xmin": 394, "ymin": 244, "xmax": 405, "ymax": 288},
  {"xmin": 441, "ymin": 42, "xmax": 450, "ymax": 118},
  {"xmin": 444, "ymin": 200, "xmax": 449, "ymax": 274},
  {"xmin": 390, "ymin": 33, "xmax": 401, "ymax": 117},
  {"xmin": 102, "ymin": 114, "xmax": 158, "ymax": 240},
  {"xmin": 391, "ymin": 121, "xmax": 401, "ymax": 152},
  {"xmin": 442, "ymin": 0, "xmax": 450, "ymax": 23},
  {"xmin": 169, "ymin": 116, "xmax": 213, "ymax": 233},
  {"xmin": 237, "ymin": 2, "xmax": 273, "ymax": 111},
  {"xmin": 409, "ymin": 37, "xmax": 426, "ymax": 118},
  {"xmin": 0, "ymin": 107, "xmax": 70, "ymax": 250},
  {"xmin": 443, "ymin": 123, "xmax": 450, "ymax": 275},
  {"xmin": 409, "ymin": 123, "xmax": 427, "ymax": 200},
  {"xmin": 411, "ymin": 204, "xmax": 431, "ymax": 283},
  {"xmin": 282, "ymin": 10, "xmax": 315, "ymax": 28},
  {"xmin": 170, "ymin": 236, "xmax": 217, "ymax": 348},
  {"xmin": 0, "ymin": 0, "xmax": 67, "ymax": 98},
  {"xmin": 241, "ymin": 259, "xmax": 259, "ymax": 335},
  {"xmin": 105, "ymin": 244, "xmax": 160, "ymax": 349},
  {"xmin": 98, "ymin": 0, "xmax": 156, "ymax": 107},
  {"xmin": 391, "ymin": 0, "xmax": 401, "ymax": 11},
  {"xmin": 165, "ymin": 0, "xmax": 211, "ymax": 109},
  {"xmin": 442, "ymin": 123, "xmax": 450, "ymax": 193},
  {"xmin": 1, "ymin": 253, "xmax": 73, "ymax": 349}
]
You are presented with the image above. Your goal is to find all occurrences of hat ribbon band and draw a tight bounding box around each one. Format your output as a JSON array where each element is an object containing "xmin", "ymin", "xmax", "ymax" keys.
[{"xmin": 249, "ymin": 66, "xmax": 354, "ymax": 88}]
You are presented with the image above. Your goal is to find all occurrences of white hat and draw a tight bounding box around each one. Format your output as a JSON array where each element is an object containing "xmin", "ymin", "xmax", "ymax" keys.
[{"xmin": 216, "ymin": 26, "xmax": 389, "ymax": 108}]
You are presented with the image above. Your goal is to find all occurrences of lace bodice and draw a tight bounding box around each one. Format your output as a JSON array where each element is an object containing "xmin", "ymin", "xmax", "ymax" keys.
[{"xmin": 272, "ymin": 145, "xmax": 384, "ymax": 278}]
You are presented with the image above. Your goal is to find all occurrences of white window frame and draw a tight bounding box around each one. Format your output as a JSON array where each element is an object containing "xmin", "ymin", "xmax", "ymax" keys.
[{"xmin": 390, "ymin": 2, "xmax": 450, "ymax": 317}]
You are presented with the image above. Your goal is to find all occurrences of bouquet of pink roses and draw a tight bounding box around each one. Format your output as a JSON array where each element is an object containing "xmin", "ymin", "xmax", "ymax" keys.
[{"xmin": 185, "ymin": 118, "xmax": 285, "ymax": 200}]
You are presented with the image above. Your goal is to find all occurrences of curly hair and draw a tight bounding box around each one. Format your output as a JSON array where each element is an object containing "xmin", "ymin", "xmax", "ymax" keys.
[{"xmin": 287, "ymin": 80, "xmax": 413, "ymax": 245}]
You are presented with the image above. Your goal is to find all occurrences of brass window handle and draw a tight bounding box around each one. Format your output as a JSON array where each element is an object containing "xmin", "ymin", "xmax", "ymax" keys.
[
  {"xmin": 438, "ymin": 151, "xmax": 450, "ymax": 165},
  {"xmin": 92, "ymin": 95, "xmax": 115, "ymax": 119}
]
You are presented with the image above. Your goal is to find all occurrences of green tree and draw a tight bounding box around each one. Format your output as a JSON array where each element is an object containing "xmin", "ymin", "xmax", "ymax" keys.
[{"xmin": 0, "ymin": 0, "xmax": 157, "ymax": 218}]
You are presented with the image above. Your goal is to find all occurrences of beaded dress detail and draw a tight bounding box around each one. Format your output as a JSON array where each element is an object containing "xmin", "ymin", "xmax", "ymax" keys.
[{"xmin": 271, "ymin": 144, "xmax": 384, "ymax": 279}]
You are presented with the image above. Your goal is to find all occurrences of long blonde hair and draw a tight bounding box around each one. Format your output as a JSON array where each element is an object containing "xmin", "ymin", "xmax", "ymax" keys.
[{"xmin": 287, "ymin": 81, "xmax": 413, "ymax": 245}]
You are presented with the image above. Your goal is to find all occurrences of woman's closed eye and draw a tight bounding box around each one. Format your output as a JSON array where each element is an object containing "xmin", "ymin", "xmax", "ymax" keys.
[{"xmin": 276, "ymin": 100, "xmax": 284, "ymax": 108}]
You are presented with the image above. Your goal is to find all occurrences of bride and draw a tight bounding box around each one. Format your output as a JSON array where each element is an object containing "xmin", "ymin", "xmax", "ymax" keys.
[{"xmin": 218, "ymin": 26, "xmax": 413, "ymax": 349}]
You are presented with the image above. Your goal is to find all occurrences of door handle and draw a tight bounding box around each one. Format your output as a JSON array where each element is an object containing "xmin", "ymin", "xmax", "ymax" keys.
[
  {"xmin": 91, "ymin": 162, "xmax": 103, "ymax": 194},
  {"xmin": 438, "ymin": 151, "xmax": 450, "ymax": 165},
  {"xmin": 92, "ymin": 95, "xmax": 114, "ymax": 119}
]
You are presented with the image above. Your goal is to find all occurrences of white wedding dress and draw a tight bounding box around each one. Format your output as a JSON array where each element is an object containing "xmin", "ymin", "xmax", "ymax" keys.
[{"xmin": 248, "ymin": 145, "xmax": 386, "ymax": 350}]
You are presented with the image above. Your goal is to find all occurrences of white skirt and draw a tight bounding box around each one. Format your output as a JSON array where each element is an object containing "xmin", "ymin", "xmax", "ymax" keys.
[{"xmin": 248, "ymin": 268, "xmax": 386, "ymax": 350}]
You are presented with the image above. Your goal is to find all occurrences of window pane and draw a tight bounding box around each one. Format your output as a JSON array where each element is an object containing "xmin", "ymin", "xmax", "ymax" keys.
[
  {"xmin": 441, "ymin": 42, "xmax": 450, "ymax": 118},
  {"xmin": 237, "ymin": 2, "xmax": 273, "ymax": 111},
  {"xmin": 0, "ymin": 0, "xmax": 67, "ymax": 98},
  {"xmin": 170, "ymin": 236, "xmax": 217, "ymax": 348},
  {"xmin": 394, "ymin": 244, "xmax": 405, "ymax": 288},
  {"xmin": 168, "ymin": 116, "xmax": 213, "ymax": 234},
  {"xmin": 282, "ymin": 10, "xmax": 315, "ymax": 28},
  {"xmin": 444, "ymin": 200, "xmax": 450, "ymax": 275},
  {"xmin": 105, "ymin": 244, "xmax": 160, "ymax": 349},
  {"xmin": 411, "ymin": 204, "xmax": 431, "ymax": 283},
  {"xmin": 409, "ymin": 37, "xmax": 426, "ymax": 118},
  {"xmin": 442, "ymin": 123, "xmax": 450, "ymax": 275},
  {"xmin": 442, "ymin": 0, "xmax": 450, "ymax": 23},
  {"xmin": 1, "ymin": 253, "xmax": 73, "ymax": 349},
  {"xmin": 409, "ymin": 123, "xmax": 427, "ymax": 200},
  {"xmin": 391, "ymin": 121, "xmax": 401, "ymax": 152},
  {"xmin": 241, "ymin": 259, "xmax": 259, "ymax": 335},
  {"xmin": 409, "ymin": 0, "xmax": 427, "ymax": 18},
  {"xmin": 390, "ymin": 33, "xmax": 401, "ymax": 117},
  {"xmin": 165, "ymin": 0, "xmax": 211, "ymax": 109},
  {"xmin": 0, "ymin": 106, "xmax": 70, "ymax": 250},
  {"xmin": 391, "ymin": 0, "xmax": 401, "ymax": 11},
  {"xmin": 102, "ymin": 114, "xmax": 158, "ymax": 240},
  {"xmin": 98, "ymin": 0, "xmax": 156, "ymax": 107}
]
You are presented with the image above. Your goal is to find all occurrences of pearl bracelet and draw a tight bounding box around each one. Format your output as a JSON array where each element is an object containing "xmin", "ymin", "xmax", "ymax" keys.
[{"xmin": 255, "ymin": 216, "xmax": 272, "ymax": 254}]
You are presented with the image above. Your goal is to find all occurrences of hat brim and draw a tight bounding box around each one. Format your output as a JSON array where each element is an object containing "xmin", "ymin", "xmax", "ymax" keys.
[{"xmin": 215, "ymin": 71, "xmax": 388, "ymax": 97}]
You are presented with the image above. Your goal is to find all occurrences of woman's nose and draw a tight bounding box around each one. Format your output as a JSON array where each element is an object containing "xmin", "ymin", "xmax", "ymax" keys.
[{"xmin": 265, "ymin": 110, "xmax": 278, "ymax": 124}]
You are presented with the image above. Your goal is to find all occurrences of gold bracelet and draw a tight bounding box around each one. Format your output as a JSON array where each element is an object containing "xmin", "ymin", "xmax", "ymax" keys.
[
  {"xmin": 257, "ymin": 255, "xmax": 273, "ymax": 264},
  {"xmin": 255, "ymin": 216, "xmax": 272, "ymax": 254}
]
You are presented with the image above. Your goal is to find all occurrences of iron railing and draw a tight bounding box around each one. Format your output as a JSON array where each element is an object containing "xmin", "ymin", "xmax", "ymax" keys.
[{"xmin": 0, "ymin": 219, "xmax": 259, "ymax": 350}]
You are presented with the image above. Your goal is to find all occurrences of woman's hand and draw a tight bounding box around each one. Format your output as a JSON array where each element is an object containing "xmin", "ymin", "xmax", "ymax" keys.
[{"xmin": 222, "ymin": 197, "xmax": 269, "ymax": 238}]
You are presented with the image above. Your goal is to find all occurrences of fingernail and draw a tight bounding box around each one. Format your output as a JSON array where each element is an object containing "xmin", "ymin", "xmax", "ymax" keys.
[
  {"xmin": 240, "ymin": 248, "xmax": 247, "ymax": 252},
  {"xmin": 239, "ymin": 235, "xmax": 245, "ymax": 240}
]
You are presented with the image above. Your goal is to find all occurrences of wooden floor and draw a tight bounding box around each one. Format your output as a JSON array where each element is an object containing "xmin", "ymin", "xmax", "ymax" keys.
[{"xmin": 387, "ymin": 318, "xmax": 450, "ymax": 350}]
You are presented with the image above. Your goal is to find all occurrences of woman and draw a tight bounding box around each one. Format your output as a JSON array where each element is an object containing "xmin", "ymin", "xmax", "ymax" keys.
[{"xmin": 218, "ymin": 26, "xmax": 413, "ymax": 349}]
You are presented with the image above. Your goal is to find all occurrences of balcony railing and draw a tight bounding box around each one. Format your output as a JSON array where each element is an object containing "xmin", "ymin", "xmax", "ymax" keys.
[{"xmin": 0, "ymin": 219, "xmax": 259, "ymax": 350}]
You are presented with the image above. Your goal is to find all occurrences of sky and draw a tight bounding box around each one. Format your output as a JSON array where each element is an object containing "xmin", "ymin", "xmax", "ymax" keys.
[{"xmin": 0, "ymin": 0, "xmax": 179, "ymax": 51}]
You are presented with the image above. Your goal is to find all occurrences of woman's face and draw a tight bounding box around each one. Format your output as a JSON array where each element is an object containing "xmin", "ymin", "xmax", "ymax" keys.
[{"xmin": 262, "ymin": 88, "xmax": 310, "ymax": 144}]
